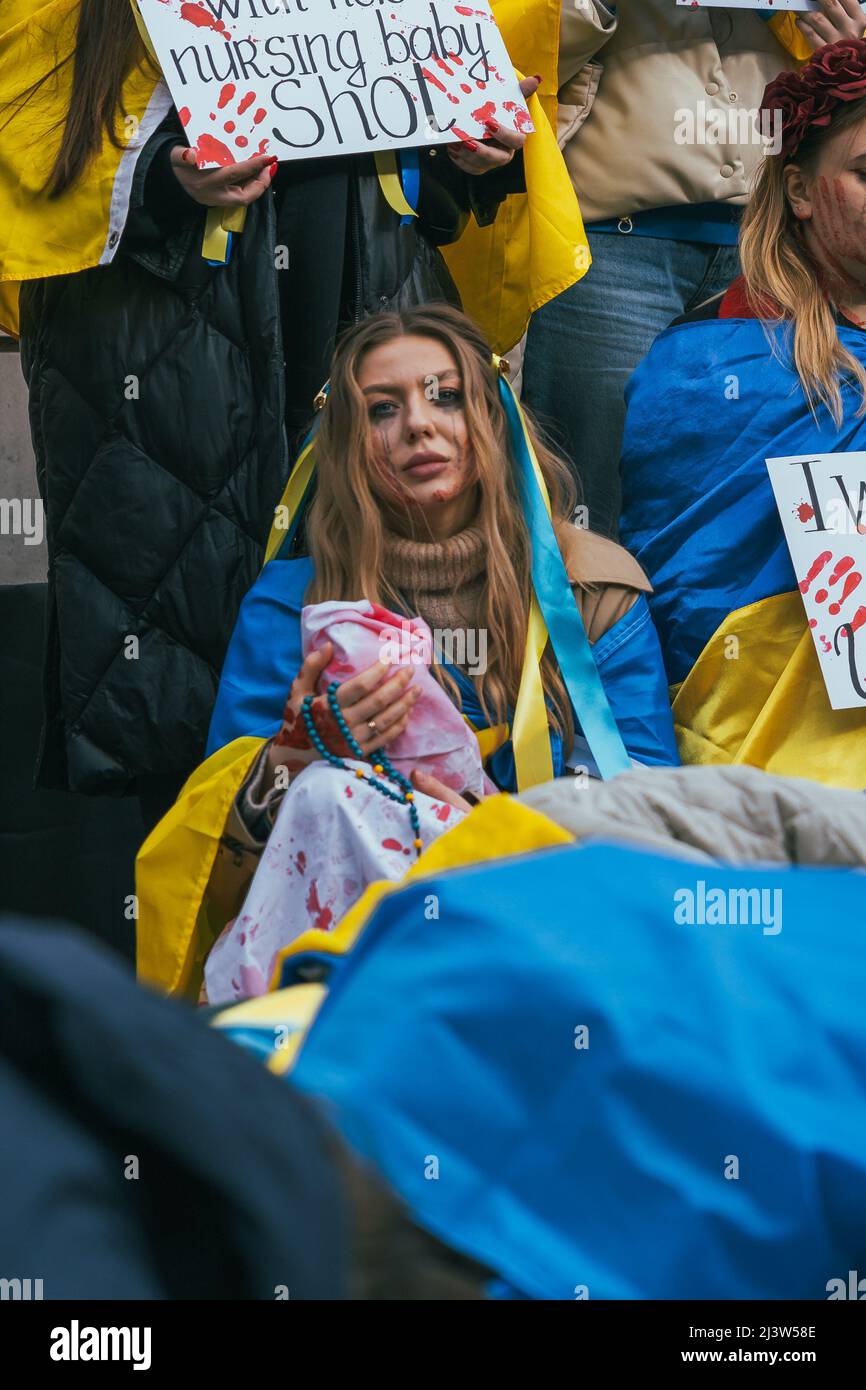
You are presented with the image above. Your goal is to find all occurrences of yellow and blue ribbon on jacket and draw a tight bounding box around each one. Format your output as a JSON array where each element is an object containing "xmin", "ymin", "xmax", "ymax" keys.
[
  {"xmin": 374, "ymin": 149, "xmax": 420, "ymax": 224},
  {"xmin": 496, "ymin": 371, "xmax": 631, "ymax": 783}
]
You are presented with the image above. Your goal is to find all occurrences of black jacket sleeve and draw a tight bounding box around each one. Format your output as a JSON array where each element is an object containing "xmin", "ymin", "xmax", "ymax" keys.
[
  {"xmin": 119, "ymin": 114, "xmax": 203, "ymax": 272},
  {"xmin": 415, "ymin": 145, "xmax": 525, "ymax": 246}
]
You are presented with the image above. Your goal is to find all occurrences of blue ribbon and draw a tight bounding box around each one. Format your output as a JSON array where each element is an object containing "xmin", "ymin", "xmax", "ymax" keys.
[
  {"xmin": 498, "ymin": 379, "xmax": 632, "ymax": 780},
  {"xmin": 397, "ymin": 148, "xmax": 421, "ymax": 226}
]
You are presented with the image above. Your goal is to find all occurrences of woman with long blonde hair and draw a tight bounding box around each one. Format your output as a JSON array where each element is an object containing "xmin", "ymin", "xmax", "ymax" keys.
[
  {"xmin": 138, "ymin": 304, "xmax": 678, "ymax": 1004},
  {"xmin": 620, "ymin": 39, "xmax": 866, "ymax": 791}
]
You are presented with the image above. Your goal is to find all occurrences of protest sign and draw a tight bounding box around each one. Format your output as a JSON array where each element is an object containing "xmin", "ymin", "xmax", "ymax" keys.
[
  {"xmin": 136, "ymin": 0, "xmax": 533, "ymax": 168},
  {"xmin": 766, "ymin": 452, "xmax": 866, "ymax": 709}
]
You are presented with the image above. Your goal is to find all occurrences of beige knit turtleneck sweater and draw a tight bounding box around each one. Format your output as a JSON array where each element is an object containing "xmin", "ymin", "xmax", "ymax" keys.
[{"xmin": 383, "ymin": 525, "xmax": 487, "ymax": 633}]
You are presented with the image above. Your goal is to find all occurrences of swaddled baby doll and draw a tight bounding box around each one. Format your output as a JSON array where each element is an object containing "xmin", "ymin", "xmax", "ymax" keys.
[
  {"xmin": 204, "ymin": 601, "xmax": 491, "ymax": 1005},
  {"xmin": 303, "ymin": 599, "xmax": 492, "ymax": 798}
]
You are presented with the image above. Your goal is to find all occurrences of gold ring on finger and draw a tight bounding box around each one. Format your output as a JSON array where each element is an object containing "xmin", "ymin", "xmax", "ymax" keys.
[{"xmin": 367, "ymin": 718, "xmax": 378, "ymax": 736}]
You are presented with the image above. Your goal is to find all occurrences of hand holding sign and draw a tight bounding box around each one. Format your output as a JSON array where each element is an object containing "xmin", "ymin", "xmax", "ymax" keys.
[
  {"xmin": 169, "ymin": 146, "xmax": 277, "ymax": 206},
  {"xmin": 137, "ymin": 0, "xmax": 534, "ymax": 169},
  {"xmin": 767, "ymin": 452, "xmax": 866, "ymax": 708},
  {"xmin": 795, "ymin": 0, "xmax": 866, "ymax": 50},
  {"xmin": 446, "ymin": 73, "xmax": 540, "ymax": 173}
]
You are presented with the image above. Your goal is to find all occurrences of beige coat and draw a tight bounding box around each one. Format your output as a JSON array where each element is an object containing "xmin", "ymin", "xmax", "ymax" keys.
[{"xmin": 558, "ymin": 0, "xmax": 792, "ymax": 222}]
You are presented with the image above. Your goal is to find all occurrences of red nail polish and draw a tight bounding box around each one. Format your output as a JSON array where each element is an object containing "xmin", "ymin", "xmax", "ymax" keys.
[
  {"xmin": 485, "ymin": 119, "xmax": 499, "ymax": 133},
  {"xmin": 533, "ymin": 74, "xmax": 542, "ymax": 83},
  {"xmin": 463, "ymin": 139, "xmax": 478, "ymax": 151}
]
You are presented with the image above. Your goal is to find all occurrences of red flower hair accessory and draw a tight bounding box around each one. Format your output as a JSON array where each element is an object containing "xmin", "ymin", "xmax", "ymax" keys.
[{"xmin": 761, "ymin": 38, "xmax": 866, "ymax": 159}]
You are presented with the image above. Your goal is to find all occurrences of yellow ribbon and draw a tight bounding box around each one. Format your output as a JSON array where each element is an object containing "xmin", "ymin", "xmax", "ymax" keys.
[
  {"xmin": 373, "ymin": 150, "xmax": 419, "ymax": 219},
  {"xmin": 263, "ymin": 436, "xmax": 317, "ymax": 564},
  {"xmin": 511, "ymin": 593, "xmax": 554, "ymax": 787},
  {"xmin": 493, "ymin": 356, "xmax": 555, "ymax": 788}
]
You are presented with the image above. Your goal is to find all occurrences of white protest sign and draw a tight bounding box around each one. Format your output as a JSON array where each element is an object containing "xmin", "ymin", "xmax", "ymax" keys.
[
  {"xmin": 676, "ymin": 2, "xmax": 819, "ymax": 10},
  {"xmin": 136, "ymin": 0, "xmax": 533, "ymax": 168},
  {"xmin": 766, "ymin": 452, "xmax": 866, "ymax": 709}
]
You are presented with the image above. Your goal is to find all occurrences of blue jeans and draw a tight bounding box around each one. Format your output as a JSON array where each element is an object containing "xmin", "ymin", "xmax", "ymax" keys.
[{"xmin": 523, "ymin": 233, "xmax": 741, "ymax": 539}]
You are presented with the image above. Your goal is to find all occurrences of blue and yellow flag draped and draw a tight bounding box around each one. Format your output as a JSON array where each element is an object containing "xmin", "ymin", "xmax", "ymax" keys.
[
  {"xmin": 620, "ymin": 283, "xmax": 866, "ymax": 790},
  {"xmin": 214, "ymin": 833, "xmax": 866, "ymax": 1299},
  {"xmin": 0, "ymin": 0, "xmax": 586, "ymax": 347},
  {"xmin": 136, "ymin": 541, "xmax": 676, "ymax": 997}
]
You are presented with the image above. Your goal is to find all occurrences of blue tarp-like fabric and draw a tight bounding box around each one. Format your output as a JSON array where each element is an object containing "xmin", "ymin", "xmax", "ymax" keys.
[
  {"xmin": 289, "ymin": 841, "xmax": 866, "ymax": 1300},
  {"xmin": 205, "ymin": 558, "xmax": 679, "ymax": 781}
]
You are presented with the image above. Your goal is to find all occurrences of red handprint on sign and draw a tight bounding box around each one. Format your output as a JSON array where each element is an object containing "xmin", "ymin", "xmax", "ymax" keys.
[
  {"xmin": 799, "ymin": 551, "xmax": 863, "ymax": 653},
  {"xmin": 182, "ymin": 84, "xmax": 271, "ymax": 168}
]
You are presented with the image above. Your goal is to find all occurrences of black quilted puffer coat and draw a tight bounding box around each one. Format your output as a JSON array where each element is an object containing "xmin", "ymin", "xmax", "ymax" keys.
[{"xmin": 20, "ymin": 117, "xmax": 508, "ymax": 795}]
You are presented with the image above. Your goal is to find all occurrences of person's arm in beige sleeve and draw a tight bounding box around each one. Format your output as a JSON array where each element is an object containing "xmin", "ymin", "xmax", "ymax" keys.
[{"xmin": 558, "ymin": 0, "xmax": 618, "ymax": 88}]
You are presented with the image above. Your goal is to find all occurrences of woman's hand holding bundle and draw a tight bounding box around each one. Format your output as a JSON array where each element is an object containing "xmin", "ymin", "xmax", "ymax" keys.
[{"xmin": 266, "ymin": 643, "xmax": 421, "ymax": 783}]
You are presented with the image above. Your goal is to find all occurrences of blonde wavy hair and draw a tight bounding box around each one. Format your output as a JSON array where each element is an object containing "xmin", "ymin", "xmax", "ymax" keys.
[
  {"xmin": 305, "ymin": 304, "xmax": 578, "ymax": 747},
  {"xmin": 740, "ymin": 95, "xmax": 866, "ymax": 426}
]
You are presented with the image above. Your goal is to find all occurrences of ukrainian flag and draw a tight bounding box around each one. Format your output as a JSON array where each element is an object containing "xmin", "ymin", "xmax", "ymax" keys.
[{"xmin": 620, "ymin": 284, "xmax": 866, "ymax": 789}]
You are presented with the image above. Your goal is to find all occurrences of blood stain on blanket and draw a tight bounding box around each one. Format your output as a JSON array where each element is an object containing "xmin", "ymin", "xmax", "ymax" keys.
[
  {"xmin": 795, "ymin": 502, "xmax": 814, "ymax": 523},
  {"xmin": 344, "ymin": 785, "xmax": 353, "ymax": 798},
  {"xmin": 306, "ymin": 881, "xmax": 333, "ymax": 932},
  {"xmin": 434, "ymin": 803, "xmax": 452, "ymax": 821},
  {"xmin": 294, "ymin": 851, "xmax": 306, "ymax": 875},
  {"xmin": 382, "ymin": 838, "xmax": 404, "ymax": 851}
]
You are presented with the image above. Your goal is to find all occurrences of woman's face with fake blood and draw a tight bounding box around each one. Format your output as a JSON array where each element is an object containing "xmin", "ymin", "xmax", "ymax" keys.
[
  {"xmin": 357, "ymin": 335, "xmax": 479, "ymax": 538},
  {"xmin": 785, "ymin": 116, "xmax": 866, "ymax": 299}
]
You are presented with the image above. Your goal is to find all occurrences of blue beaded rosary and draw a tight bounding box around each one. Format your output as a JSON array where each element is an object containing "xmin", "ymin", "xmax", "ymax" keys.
[{"xmin": 301, "ymin": 680, "xmax": 423, "ymax": 855}]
